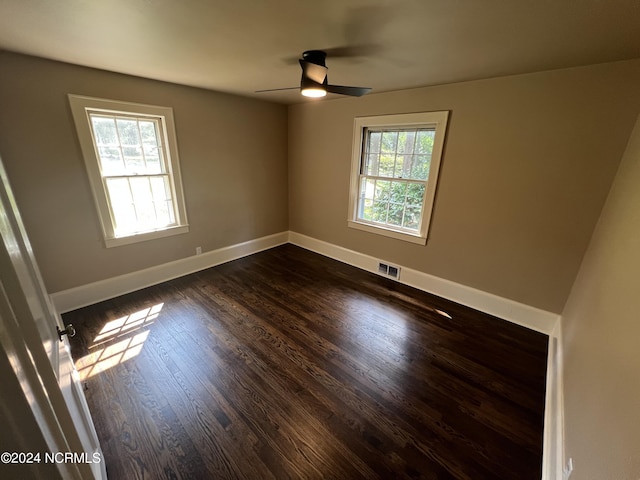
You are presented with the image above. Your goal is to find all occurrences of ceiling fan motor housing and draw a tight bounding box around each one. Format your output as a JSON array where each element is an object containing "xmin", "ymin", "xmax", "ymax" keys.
[{"xmin": 302, "ymin": 50, "xmax": 327, "ymax": 67}]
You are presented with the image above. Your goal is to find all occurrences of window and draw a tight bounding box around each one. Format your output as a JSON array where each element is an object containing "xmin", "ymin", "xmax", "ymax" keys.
[
  {"xmin": 69, "ymin": 95, "xmax": 188, "ymax": 247},
  {"xmin": 348, "ymin": 111, "xmax": 449, "ymax": 245}
]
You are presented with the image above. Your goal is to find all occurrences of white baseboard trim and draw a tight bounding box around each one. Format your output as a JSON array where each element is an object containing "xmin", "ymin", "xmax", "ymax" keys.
[
  {"xmin": 542, "ymin": 320, "xmax": 565, "ymax": 480},
  {"xmin": 51, "ymin": 231, "xmax": 289, "ymax": 313},
  {"xmin": 288, "ymin": 231, "xmax": 560, "ymax": 335}
]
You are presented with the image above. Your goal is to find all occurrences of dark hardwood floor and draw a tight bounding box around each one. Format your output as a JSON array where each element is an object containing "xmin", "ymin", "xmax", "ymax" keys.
[{"xmin": 64, "ymin": 244, "xmax": 548, "ymax": 479}]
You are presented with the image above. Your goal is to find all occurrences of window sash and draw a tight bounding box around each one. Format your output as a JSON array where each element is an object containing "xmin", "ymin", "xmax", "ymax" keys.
[
  {"xmin": 356, "ymin": 176, "xmax": 427, "ymax": 233},
  {"xmin": 103, "ymin": 174, "xmax": 177, "ymax": 237},
  {"xmin": 361, "ymin": 127, "xmax": 435, "ymax": 182},
  {"xmin": 90, "ymin": 113, "xmax": 167, "ymax": 177},
  {"xmin": 87, "ymin": 110, "xmax": 181, "ymax": 238}
]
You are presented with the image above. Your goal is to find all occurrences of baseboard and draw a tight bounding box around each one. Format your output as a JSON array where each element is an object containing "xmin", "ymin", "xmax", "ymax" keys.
[
  {"xmin": 542, "ymin": 320, "xmax": 565, "ymax": 480},
  {"xmin": 288, "ymin": 231, "xmax": 559, "ymax": 335},
  {"xmin": 50, "ymin": 231, "xmax": 289, "ymax": 313},
  {"xmin": 54, "ymin": 229, "xmax": 559, "ymax": 331}
]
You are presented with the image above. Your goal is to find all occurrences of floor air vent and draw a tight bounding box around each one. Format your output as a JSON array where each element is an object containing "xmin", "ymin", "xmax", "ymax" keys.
[{"xmin": 378, "ymin": 262, "xmax": 400, "ymax": 279}]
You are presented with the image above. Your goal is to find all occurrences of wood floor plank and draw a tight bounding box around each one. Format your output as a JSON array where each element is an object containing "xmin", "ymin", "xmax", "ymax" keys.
[{"xmin": 65, "ymin": 244, "xmax": 548, "ymax": 479}]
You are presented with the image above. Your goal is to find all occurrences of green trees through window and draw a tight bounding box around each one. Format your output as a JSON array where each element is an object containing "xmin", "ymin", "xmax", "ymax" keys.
[
  {"xmin": 359, "ymin": 128, "xmax": 435, "ymax": 231},
  {"xmin": 348, "ymin": 111, "xmax": 448, "ymax": 245}
]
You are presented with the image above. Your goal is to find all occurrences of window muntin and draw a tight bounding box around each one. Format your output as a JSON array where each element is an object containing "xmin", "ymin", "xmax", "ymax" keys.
[
  {"xmin": 349, "ymin": 112, "xmax": 449, "ymax": 245},
  {"xmin": 69, "ymin": 95, "xmax": 188, "ymax": 247}
]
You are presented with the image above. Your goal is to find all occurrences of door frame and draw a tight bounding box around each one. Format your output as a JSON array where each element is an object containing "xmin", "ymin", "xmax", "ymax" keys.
[{"xmin": 0, "ymin": 156, "xmax": 105, "ymax": 479}]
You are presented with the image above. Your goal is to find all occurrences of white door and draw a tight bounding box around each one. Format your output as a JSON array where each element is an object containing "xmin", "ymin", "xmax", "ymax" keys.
[{"xmin": 0, "ymin": 155, "xmax": 106, "ymax": 479}]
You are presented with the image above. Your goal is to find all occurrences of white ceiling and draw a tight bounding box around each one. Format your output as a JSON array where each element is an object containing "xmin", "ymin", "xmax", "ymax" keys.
[{"xmin": 1, "ymin": 0, "xmax": 639, "ymax": 105}]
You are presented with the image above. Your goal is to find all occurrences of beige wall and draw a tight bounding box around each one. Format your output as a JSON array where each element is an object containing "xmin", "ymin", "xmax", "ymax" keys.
[
  {"xmin": 1, "ymin": 50, "xmax": 639, "ymax": 316},
  {"xmin": 561, "ymin": 115, "xmax": 640, "ymax": 479},
  {"xmin": 288, "ymin": 60, "xmax": 640, "ymax": 313},
  {"xmin": 0, "ymin": 52, "xmax": 288, "ymax": 293}
]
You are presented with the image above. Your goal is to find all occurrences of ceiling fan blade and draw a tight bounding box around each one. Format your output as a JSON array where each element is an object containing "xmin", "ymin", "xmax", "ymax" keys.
[
  {"xmin": 255, "ymin": 87, "xmax": 299, "ymax": 93},
  {"xmin": 325, "ymin": 84, "xmax": 372, "ymax": 97},
  {"xmin": 322, "ymin": 44, "xmax": 382, "ymax": 59},
  {"xmin": 299, "ymin": 59, "xmax": 327, "ymax": 84}
]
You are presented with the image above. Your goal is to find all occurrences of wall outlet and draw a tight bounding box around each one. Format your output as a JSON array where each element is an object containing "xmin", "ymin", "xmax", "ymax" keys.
[
  {"xmin": 195, "ymin": 246, "xmax": 202, "ymax": 255},
  {"xmin": 563, "ymin": 458, "xmax": 573, "ymax": 479}
]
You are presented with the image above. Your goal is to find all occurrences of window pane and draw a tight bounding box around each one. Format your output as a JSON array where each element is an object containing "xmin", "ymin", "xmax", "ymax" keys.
[
  {"xmin": 91, "ymin": 117, "xmax": 118, "ymax": 145},
  {"xmin": 375, "ymin": 180, "xmax": 391, "ymax": 201},
  {"xmin": 405, "ymin": 183, "xmax": 425, "ymax": 230},
  {"xmin": 116, "ymin": 118, "xmax": 140, "ymax": 146},
  {"xmin": 365, "ymin": 153, "xmax": 379, "ymax": 176},
  {"xmin": 106, "ymin": 177, "xmax": 133, "ymax": 207},
  {"xmin": 387, "ymin": 202, "xmax": 404, "ymax": 226},
  {"xmin": 106, "ymin": 178, "xmax": 136, "ymax": 235},
  {"xmin": 370, "ymin": 179, "xmax": 390, "ymax": 223},
  {"xmin": 406, "ymin": 182, "xmax": 425, "ymax": 205},
  {"xmin": 389, "ymin": 181, "xmax": 407, "ymax": 204},
  {"xmin": 362, "ymin": 177, "xmax": 375, "ymax": 200},
  {"xmin": 156, "ymin": 200, "xmax": 173, "ymax": 225},
  {"xmin": 123, "ymin": 146, "xmax": 144, "ymax": 172},
  {"xmin": 143, "ymin": 145, "xmax": 162, "ymax": 173},
  {"xmin": 380, "ymin": 131, "xmax": 398, "ymax": 154},
  {"xmin": 97, "ymin": 146, "xmax": 124, "ymax": 175},
  {"xmin": 394, "ymin": 154, "xmax": 405, "ymax": 178},
  {"xmin": 129, "ymin": 177, "xmax": 153, "ymax": 205},
  {"xmin": 404, "ymin": 205, "xmax": 422, "ymax": 229},
  {"xmin": 396, "ymin": 154, "xmax": 413, "ymax": 178},
  {"xmin": 368, "ymin": 131, "xmax": 381, "ymax": 154},
  {"xmin": 152, "ymin": 177, "xmax": 175, "ymax": 224},
  {"xmin": 388, "ymin": 182, "xmax": 406, "ymax": 227},
  {"xmin": 411, "ymin": 155, "xmax": 431, "ymax": 180},
  {"xmin": 358, "ymin": 178, "xmax": 374, "ymax": 221},
  {"xmin": 379, "ymin": 154, "xmax": 395, "ymax": 177},
  {"xmin": 140, "ymin": 120, "xmax": 163, "ymax": 174},
  {"xmin": 397, "ymin": 130, "xmax": 416, "ymax": 155},
  {"xmin": 139, "ymin": 121, "xmax": 158, "ymax": 146},
  {"xmin": 112, "ymin": 203, "xmax": 138, "ymax": 234},
  {"xmin": 150, "ymin": 176, "xmax": 170, "ymax": 201},
  {"xmin": 371, "ymin": 199, "xmax": 388, "ymax": 223},
  {"xmin": 415, "ymin": 130, "xmax": 435, "ymax": 154},
  {"xmin": 127, "ymin": 177, "xmax": 154, "ymax": 230}
]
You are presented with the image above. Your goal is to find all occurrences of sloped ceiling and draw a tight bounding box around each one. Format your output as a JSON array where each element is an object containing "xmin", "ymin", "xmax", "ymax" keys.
[{"xmin": 1, "ymin": 0, "xmax": 639, "ymax": 104}]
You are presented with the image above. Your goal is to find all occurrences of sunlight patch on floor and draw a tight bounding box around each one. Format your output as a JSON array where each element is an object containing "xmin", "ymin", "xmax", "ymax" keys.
[
  {"xmin": 434, "ymin": 308, "xmax": 452, "ymax": 319},
  {"xmin": 76, "ymin": 303, "xmax": 162, "ymax": 380}
]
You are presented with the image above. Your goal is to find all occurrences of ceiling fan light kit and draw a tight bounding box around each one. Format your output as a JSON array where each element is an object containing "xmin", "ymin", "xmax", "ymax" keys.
[
  {"xmin": 300, "ymin": 79, "xmax": 327, "ymax": 98},
  {"xmin": 300, "ymin": 87, "xmax": 327, "ymax": 98},
  {"xmin": 257, "ymin": 50, "xmax": 371, "ymax": 99}
]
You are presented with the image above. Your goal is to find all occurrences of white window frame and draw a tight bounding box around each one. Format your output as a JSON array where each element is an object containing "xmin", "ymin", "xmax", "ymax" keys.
[
  {"xmin": 68, "ymin": 95, "xmax": 189, "ymax": 248},
  {"xmin": 348, "ymin": 111, "xmax": 449, "ymax": 245}
]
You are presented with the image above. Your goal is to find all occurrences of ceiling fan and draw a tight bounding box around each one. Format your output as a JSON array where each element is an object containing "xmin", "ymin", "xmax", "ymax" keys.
[{"xmin": 257, "ymin": 50, "xmax": 372, "ymax": 98}]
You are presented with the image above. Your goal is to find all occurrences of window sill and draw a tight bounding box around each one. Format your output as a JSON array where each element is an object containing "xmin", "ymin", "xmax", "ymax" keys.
[
  {"xmin": 104, "ymin": 224, "xmax": 189, "ymax": 248},
  {"xmin": 347, "ymin": 221, "xmax": 427, "ymax": 245}
]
